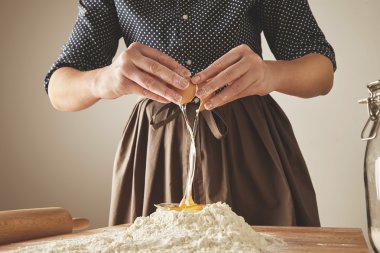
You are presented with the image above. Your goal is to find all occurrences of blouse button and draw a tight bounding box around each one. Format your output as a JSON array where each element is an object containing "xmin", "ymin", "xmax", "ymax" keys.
[
  {"xmin": 186, "ymin": 59, "xmax": 192, "ymax": 65},
  {"xmin": 182, "ymin": 14, "xmax": 189, "ymax": 21},
  {"xmin": 193, "ymin": 97, "xmax": 200, "ymax": 104}
]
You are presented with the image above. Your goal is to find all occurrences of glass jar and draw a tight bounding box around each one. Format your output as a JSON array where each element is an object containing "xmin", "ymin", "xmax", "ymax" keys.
[{"xmin": 360, "ymin": 80, "xmax": 380, "ymax": 253}]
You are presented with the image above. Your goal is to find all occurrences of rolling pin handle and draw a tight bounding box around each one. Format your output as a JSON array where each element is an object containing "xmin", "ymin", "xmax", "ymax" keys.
[{"xmin": 72, "ymin": 218, "xmax": 90, "ymax": 231}]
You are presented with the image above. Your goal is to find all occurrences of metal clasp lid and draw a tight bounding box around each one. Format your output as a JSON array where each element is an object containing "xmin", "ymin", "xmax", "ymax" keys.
[{"xmin": 359, "ymin": 80, "xmax": 380, "ymax": 140}]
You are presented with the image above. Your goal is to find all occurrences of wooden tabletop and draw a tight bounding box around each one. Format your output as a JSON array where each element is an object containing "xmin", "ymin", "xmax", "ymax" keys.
[
  {"xmin": 0, "ymin": 225, "xmax": 370, "ymax": 252},
  {"xmin": 255, "ymin": 226, "xmax": 369, "ymax": 253}
]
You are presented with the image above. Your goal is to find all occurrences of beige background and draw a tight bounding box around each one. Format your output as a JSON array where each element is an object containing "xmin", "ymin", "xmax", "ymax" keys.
[{"xmin": 0, "ymin": 0, "xmax": 379, "ymax": 240}]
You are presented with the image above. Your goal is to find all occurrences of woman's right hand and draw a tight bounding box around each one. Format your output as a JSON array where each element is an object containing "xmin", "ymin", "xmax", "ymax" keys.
[{"xmin": 92, "ymin": 42, "xmax": 191, "ymax": 104}]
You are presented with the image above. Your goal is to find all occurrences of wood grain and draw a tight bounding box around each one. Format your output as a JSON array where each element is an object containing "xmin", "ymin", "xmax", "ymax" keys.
[
  {"xmin": 255, "ymin": 226, "xmax": 369, "ymax": 253},
  {"xmin": 0, "ymin": 208, "xmax": 89, "ymax": 245},
  {"xmin": 0, "ymin": 208, "xmax": 72, "ymax": 245},
  {"xmin": 0, "ymin": 225, "xmax": 370, "ymax": 252}
]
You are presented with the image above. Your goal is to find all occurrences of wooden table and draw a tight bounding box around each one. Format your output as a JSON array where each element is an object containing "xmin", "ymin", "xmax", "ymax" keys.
[{"xmin": 0, "ymin": 225, "xmax": 370, "ymax": 252}]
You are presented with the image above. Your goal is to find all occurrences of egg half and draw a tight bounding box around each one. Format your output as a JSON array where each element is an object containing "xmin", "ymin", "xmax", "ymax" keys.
[{"xmin": 173, "ymin": 80, "xmax": 212, "ymax": 111}]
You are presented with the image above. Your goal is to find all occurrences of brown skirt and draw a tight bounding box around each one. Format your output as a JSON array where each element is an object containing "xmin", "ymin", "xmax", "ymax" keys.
[{"xmin": 108, "ymin": 95, "xmax": 320, "ymax": 226}]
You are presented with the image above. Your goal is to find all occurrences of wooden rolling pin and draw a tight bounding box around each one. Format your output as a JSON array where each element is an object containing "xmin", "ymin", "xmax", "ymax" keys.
[{"xmin": 0, "ymin": 207, "xmax": 89, "ymax": 245}]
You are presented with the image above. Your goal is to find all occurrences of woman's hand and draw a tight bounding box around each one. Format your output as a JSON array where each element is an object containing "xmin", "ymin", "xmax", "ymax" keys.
[
  {"xmin": 191, "ymin": 44, "xmax": 271, "ymax": 110},
  {"xmin": 191, "ymin": 44, "xmax": 334, "ymax": 111},
  {"xmin": 49, "ymin": 43, "xmax": 332, "ymax": 112},
  {"xmin": 93, "ymin": 42, "xmax": 191, "ymax": 104}
]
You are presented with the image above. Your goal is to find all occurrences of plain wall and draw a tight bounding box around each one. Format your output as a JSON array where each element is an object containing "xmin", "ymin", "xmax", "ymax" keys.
[{"xmin": 0, "ymin": 0, "xmax": 379, "ymax": 237}]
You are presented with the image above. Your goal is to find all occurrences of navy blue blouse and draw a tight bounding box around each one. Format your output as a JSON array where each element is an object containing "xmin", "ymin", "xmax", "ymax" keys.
[{"xmin": 45, "ymin": 0, "xmax": 336, "ymax": 92}]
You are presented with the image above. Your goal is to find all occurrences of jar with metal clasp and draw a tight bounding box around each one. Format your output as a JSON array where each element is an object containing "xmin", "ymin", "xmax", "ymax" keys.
[{"xmin": 360, "ymin": 80, "xmax": 380, "ymax": 253}]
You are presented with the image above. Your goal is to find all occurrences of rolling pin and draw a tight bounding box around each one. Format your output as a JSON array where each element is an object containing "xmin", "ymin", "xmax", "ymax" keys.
[{"xmin": 0, "ymin": 207, "xmax": 89, "ymax": 245}]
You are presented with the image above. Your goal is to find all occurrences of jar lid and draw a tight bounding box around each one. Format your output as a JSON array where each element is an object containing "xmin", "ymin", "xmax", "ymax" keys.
[
  {"xmin": 360, "ymin": 80, "xmax": 380, "ymax": 140},
  {"xmin": 367, "ymin": 80, "xmax": 380, "ymax": 99}
]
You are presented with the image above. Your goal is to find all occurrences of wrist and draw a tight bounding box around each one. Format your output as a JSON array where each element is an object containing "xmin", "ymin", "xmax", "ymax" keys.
[
  {"xmin": 263, "ymin": 60, "xmax": 277, "ymax": 93},
  {"xmin": 263, "ymin": 60, "xmax": 286, "ymax": 94},
  {"xmin": 88, "ymin": 67, "xmax": 106, "ymax": 100}
]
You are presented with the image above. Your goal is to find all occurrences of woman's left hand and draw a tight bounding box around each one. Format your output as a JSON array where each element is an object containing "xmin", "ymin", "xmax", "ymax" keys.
[{"xmin": 191, "ymin": 44, "xmax": 273, "ymax": 110}]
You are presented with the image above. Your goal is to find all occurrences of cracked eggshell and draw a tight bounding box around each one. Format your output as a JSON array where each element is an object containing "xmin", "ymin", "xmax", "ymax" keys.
[
  {"xmin": 173, "ymin": 80, "xmax": 197, "ymax": 105},
  {"xmin": 198, "ymin": 93, "xmax": 213, "ymax": 111}
]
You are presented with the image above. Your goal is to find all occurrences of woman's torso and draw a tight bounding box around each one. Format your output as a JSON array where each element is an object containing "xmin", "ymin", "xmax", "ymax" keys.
[{"xmin": 114, "ymin": 0, "xmax": 262, "ymax": 75}]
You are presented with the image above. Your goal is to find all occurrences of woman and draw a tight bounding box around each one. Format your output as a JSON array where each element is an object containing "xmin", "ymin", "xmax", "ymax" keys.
[{"xmin": 46, "ymin": 0, "xmax": 336, "ymax": 226}]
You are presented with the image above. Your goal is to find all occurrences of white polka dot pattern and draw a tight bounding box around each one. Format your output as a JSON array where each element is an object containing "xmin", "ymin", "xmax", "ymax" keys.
[{"xmin": 44, "ymin": 0, "xmax": 336, "ymax": 92}]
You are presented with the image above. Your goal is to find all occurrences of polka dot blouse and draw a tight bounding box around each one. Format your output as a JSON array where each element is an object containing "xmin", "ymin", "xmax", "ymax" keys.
[{"xmin": 45, "ymin": 0, "xmax": 336, "ymax": 92}]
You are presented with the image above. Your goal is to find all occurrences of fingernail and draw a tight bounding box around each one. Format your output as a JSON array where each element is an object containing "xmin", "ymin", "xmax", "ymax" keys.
[
  {"xmin": 205, "ymin": 101, "xmax": 214, "ymax": 110},
  {"xmin": 192, "ymin": 75, "xmax": 201, "ymax": 84},
  {"xmin": 183, "ymin": 69, "xmax": 191, "ymax": 77}
]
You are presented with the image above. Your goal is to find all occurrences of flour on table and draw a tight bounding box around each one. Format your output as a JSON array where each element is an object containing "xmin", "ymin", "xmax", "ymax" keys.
[{"xmin": 10, "ymin": 202, "xmax": 284, "ymax": 253}]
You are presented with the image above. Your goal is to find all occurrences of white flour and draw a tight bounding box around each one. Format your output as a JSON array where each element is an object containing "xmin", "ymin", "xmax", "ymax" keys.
[
  {"xmin": 10, "ymin": 203, "xmax": 284, "ymax": 253},
  {"xmin": 371, "ymin": 227, "xmax": 380, "ymax": 251}
]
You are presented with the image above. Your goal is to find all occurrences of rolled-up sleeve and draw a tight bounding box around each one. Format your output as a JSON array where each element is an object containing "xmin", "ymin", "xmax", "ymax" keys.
[
  {"xmin": 44, "ymin": 0, "xmax": 122, "ymax": 93},
  {"xmin": 258, "ymin": 0, "xmax": 336, "ymax": 70}
]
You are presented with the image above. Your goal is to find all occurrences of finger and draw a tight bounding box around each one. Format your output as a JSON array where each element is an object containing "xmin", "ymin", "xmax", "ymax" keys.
[
  {"xmin": 115, "ymin": 75, "xmax": 170, "ymax": 103},
  {"xmin": 138, "ymin": 43, "xmax": 192, "ymax": 78},
  {"xmin": 134, "ymin": 85, "xmax": 170, "ymax": 104},
  {"xmin": 196, "ymin": 58, "xmax": 249, "ymax": 99},
  {"xmin": 191, "ymin": 46, "xmax": 243, "ymax": 85},
  {"xmin": 203, "ymin": 73, "xmax": 252, "ymax": 110},
  {"xmin": 132, "ymin": 55, "xmax": 190, "ymax": 90},
  {"xmin": 198, "ymin": 92, "xmax": 214, "ymax": 112},
  {"xmin": 124, "ymin": 65, "xmax": 182, "ymax": 104}
]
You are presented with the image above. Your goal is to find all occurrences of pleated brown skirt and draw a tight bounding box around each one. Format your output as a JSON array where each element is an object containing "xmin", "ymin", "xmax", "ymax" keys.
[{"xmin": 109, "ymin": 95, "xmax": 320, "ymax": 226}]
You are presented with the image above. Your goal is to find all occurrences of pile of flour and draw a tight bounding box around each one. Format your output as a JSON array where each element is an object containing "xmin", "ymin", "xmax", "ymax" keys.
[{"xmin": 11, "ymin": 202, "xmax": 284, "ymax": 253}]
